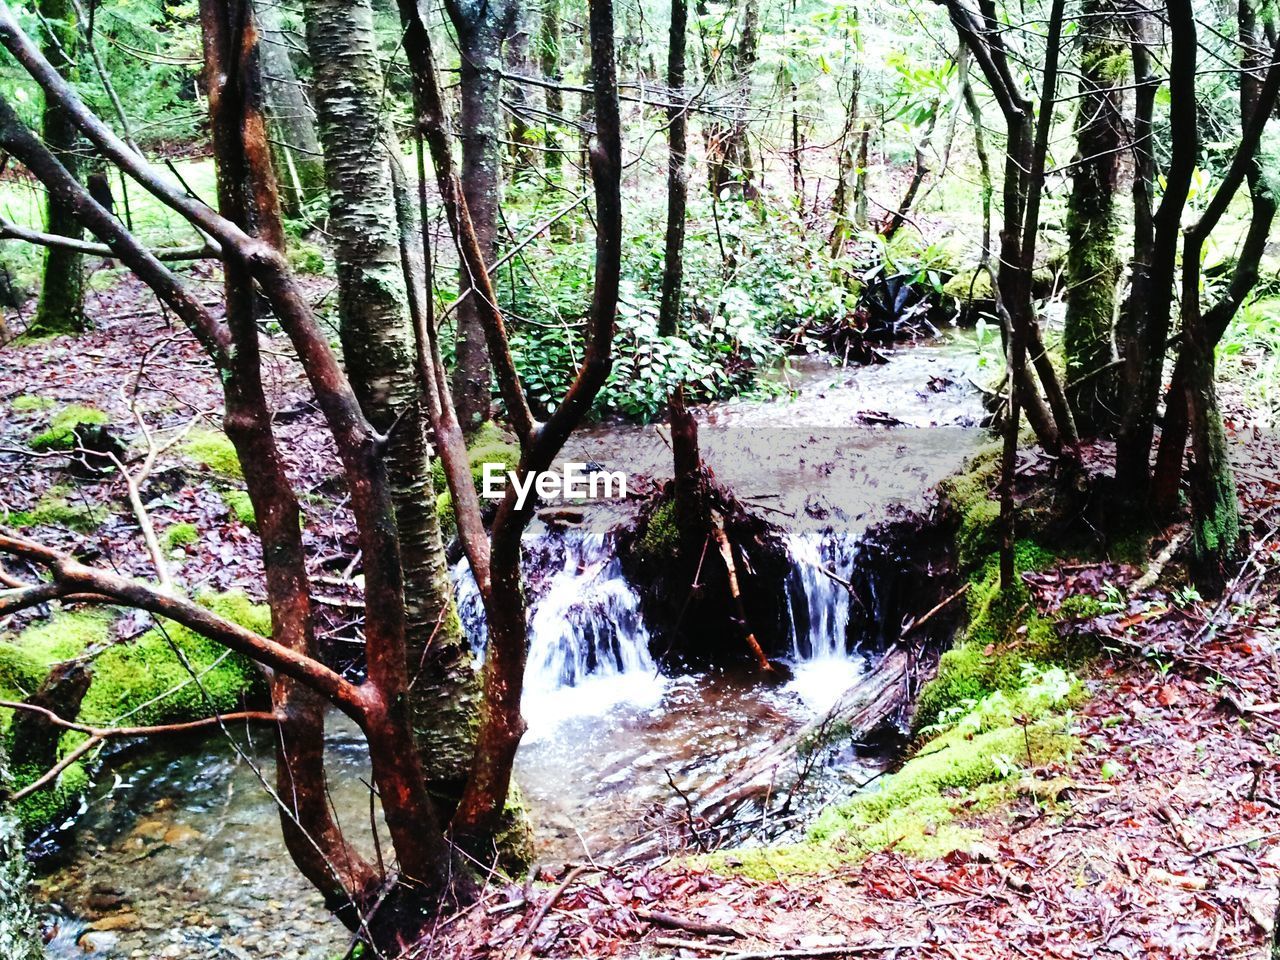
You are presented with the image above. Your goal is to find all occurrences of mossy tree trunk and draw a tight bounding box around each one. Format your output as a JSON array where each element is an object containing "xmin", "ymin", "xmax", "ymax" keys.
[
  {"xmin": 1063, "ymin": 0, "xmax": 1124, "ymax": 435},
  {"xmin": 252, "ymin": 0, "xmax": 326, "ymax": 216},
  {"xmin": 301, "ymin": 0, "xmax": 481, "ymax": 798},
  {"xmin": 0, "ymin": 741, "xmax": 43, "ymax": 960},
  {"xmin": 32, "ymin": 0, "xmax": 86, "ymax": 336}
]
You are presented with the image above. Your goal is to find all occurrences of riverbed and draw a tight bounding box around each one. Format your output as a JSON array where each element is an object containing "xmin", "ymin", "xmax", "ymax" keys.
[{"xmin": 36, "ymin": 335, "xmax": 988, "ymax": 958}]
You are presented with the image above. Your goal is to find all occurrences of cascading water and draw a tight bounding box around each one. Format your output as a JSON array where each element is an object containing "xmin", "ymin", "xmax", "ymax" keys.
[
  {"xmin": 783, "ymin": 532, "xmax": 868, "ymax": 712},
  {"xmin": 451, "ymin": 532, "xmax": 664, "ymax": 739}
]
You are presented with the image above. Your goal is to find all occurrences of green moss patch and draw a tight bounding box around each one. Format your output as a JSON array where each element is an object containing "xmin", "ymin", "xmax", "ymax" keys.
[
  {"xmin": 222, "ymin": 490, "xmax": 256, "ymax": 527},
  {"xmin": 182, "ymin": 428, "xmax": 243, "ymax": 480},
  {"xmin": 164, "ymin": 522, "xmax": 199, "ymax": 550},
  {"xmin": 432, "ymin": 422, "xmax": 520, "ymax": 539},
  {"xmin": 10, "ymin": 395, "xmax": 55, "ymax": 413},
  {"xmin": 29, "ymin": 405, "xmax": 108, "ymax": 452},
  {"xmin": 4, "ymin": 488, "xmax": 105, "ymax": 533},
  {"xmin": 1, "ymin": 595, "xmax": 268, "ymax": 832}
]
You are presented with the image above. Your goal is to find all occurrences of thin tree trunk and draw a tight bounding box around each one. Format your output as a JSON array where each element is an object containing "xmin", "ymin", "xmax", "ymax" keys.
[
  {"xmin": 301, "ymin": 0, "xmax": 479, "ymax": 796},
  {"xmin": 505, "ymin": 0, "xmax": 537, "ymax": 175},
  {"xmin": 450, "ymin": 0, "xmax": 509, "ymax": 429},
  {"xmin": 658, "ymin": 0, "xmax": 688, "ymax": 336},
  {"xmin": 252, "ymin": 0, "xmax": 325, "ymax": 216},
  {"xmin": 540, "ymin": 0, "xmax": 563, "ymax": 181},
  {"xmin": 32, "ymin": 0, "xmax": 85, "ymax": 336},
  {"xmin": 1063, "ymin": 0, "xmax": 1123, "ymax": 435},
  {"xmin": 1115, "ymin": 0, "xmax": 1197, "ymax": 499}
]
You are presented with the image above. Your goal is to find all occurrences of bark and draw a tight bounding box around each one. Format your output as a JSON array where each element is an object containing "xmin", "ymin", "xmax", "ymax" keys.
[
  {"xmin": 449, "ymin": 0, "xmax": 512, "ymax": 430},
  {"xmin": 505, "ymin": 0, "xmax": 537, "ymax": 174},
  {"xmin": 704, "ymin": 0, "xmax": 758, "ymax": 196},
  {"xmin": 7, "ymin": 662, "xmax": 91, "ymax": 784},
  {"xmin": 1174, "ymin": 5, "xmax": 1280, "ymax": 587},
  {"xmin": 251, "ymin": 0, "xmax": 325, "ymax": 216},
  {"xmin": 1115, "ymin": 0, "xmax": 1197, "ymax": 499},
  {"xmin": 32, "ymin": 0, "xmax": 85, "ymax": 336},
  {"xmin": 396, "ymin": 0, "xmax": 623, "ymax": 844},
  {"xmin": 1063, "ymin": 0, "xmax": 1124, "ymax": 435},
  {"xmin": 658, "ymin": 0, "xmax": 689, "ymax": 336},
  {"xmin": 882, "ymin": 95, "xmax": 940, "ymax": 241},
  {"xmin": 300, "ymin": 0, "xmax": 479, "ymax": 798},
  {"xmin": 540, "ymin": 0, "xmax": 564, "ymax": 179},
  {"xmin": 199, "ymin": 0, "xmax": 379, "ymax": 921}
]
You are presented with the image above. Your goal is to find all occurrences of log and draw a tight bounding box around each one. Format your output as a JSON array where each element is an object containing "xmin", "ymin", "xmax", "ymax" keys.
[{"xmin": 694, "ymin": 646, "xmax": 911, "ymax": 827}]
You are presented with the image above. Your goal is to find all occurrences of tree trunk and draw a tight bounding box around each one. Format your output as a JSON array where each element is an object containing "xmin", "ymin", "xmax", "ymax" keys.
[
  {"xmin": 1115, "ymin": 0, "xmax": 1197, "ymax": 499},
  {"xmin": 252, "ymin": 0, "xmax": 325, "ymax": 216},
  {"xmin": 1063, "ymin": 0, "xmax": 1124, "ymax": 435},
  {"xmin": 32, "ymin": 0, "xmax": 85, "ymax": 336},
  {"xmin": 301, "ymin": 0, "xmax": 480, "ymax": 797},
  {"xmin": 450, "ymin": 0, "xmax": 510, "ymax": 430},
  {"xmin": 540, "ymin": 0, "xmax": 563, "ymax": 181},
  {"xmin": 505, "ymin": 0, "xmax": 537, "ymax": 175},
  {"xmin": 657, "ymin": 0, "xmax": 688, "ymax": 336}
]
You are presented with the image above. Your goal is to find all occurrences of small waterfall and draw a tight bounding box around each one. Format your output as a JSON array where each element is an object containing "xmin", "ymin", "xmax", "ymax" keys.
[
  {"xmin": 783, "ymin": 532, "xmax": 867, "ymax": 712},
  {"xmin": 451, "ymin": 532, "xmax": 664, "ymax": 737}
]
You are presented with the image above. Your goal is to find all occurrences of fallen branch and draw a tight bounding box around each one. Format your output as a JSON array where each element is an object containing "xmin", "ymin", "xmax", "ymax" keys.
[
  {"xmin": 635, "ymin": 908, "xmax": 745, "ymax": 938},
  {"xmin": 901, "ymin": 582, "xmax": 969, "ymax": 636},
  {"xmin": 1132, "ymin": 530, "xmax": 1188, "ymax": 593},
  {"xmin": 513, "ymin": 863, "xmax": 597, "ymax": 956},
  {"xmin": 712, "ymin": 511, "xmax": 773, "ymax": 673},
  {"xmin": 715, "ymin": 943, "xmax": 927, "ymax": 960}
]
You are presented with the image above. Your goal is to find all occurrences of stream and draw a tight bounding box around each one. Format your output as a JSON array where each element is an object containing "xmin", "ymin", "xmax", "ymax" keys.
[{"xmin": 36, "ymin": 335, "xmax": 987, "ymax": 958}]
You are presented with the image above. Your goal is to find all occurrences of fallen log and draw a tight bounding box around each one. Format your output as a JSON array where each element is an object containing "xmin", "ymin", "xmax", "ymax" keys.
[
  {"xmin": 694, "ymin": 646, "xmax": 912, "ymax": 828},
  {"xmin": 611, "ymin": 645, "xmax": 914, "ymax": 863}
]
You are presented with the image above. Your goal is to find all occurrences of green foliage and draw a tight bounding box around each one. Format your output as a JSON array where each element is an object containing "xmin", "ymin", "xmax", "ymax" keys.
[
  {"xmin": 28, "ymin": 405, "xmax": 108, "ymax": 451},
  {"xmin": 182, "ymin": 428, "xmax": 243, "ymax": 479},
  {"xmin": 287, "ymin": 241, "xmax": 328, "ymax": 276},
  {"xmin": 1219, "ymin": 296, "xmax": 1280, "ymax": 428}
]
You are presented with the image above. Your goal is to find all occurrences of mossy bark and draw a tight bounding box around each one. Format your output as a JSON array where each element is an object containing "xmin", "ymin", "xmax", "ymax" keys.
[
  {"xmin": 301, "ymin": 0, "xmax": 481, "ymax": 795},
  {"xmin": 32, "ymin": 0, "xmax": 86, "ymax": 337},
  {"xmin": 1185, "ymin": 346, "xmax": 1240, "ymax": 595},
  {"xmin": 0, "ymin": 741, "xmax": 43, "ymax": 960},
  {"xmin": 252, "ymin": 0, "xmax": 326, "ymax": 216},
  {"xmin": 1063, "ymin": 0, "xmax": 1125, "ymax": 435}
]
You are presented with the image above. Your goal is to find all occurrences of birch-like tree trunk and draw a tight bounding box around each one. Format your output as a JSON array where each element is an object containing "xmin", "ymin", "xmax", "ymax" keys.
[{"xmin": 300, "ymin": 0, "xmax": 481, "ymax": 793}]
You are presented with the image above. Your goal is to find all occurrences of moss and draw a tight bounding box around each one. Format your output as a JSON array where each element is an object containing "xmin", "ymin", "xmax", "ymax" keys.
[
  {"xmin": 431, "ymin": 423, "xmax": 520, "ymax": 539},
  {"xmin": 29, "ymin": 405, "xmax": 108, "ymax": 451},
  {"xmin": 634, "ymin": 499, "xmax": 679, "ymax": 561},
  {"xmin": 11, "ymin": 759, "xmax": 89, "ymax": 834},
  {"xmin": 182, "ymin": 428, "xmax": 243, "ymax": 480},
  {"xmin": 939, "ymin": 446, "xmax": 1002, "ymax": 569},
  {"xmin": 942, "ymin": 267, "xmax": 993, "ymax": 302},
  {"xmin": 222, "ymin": 490, "xmax": 256, "ymax": 527},
  {"xmin": 164, "ymin": 522, "xmax": 199, "ymax": 550},
  {"xmin": 4, "ymin": 489, "xmax": 104, "ymax": 533},
  {"xmin": 1, "ymin": 596, "xmax": 268, "ymax": 832},
  {"xmin": 708, "ymin": 714, "xmax": 1077, "ymax": 880},
  {"xmin": 492, "ymin": 783, "xmax": 535, "ymax": 876},
  {"xmin": 10, "ymin": 395, "xmax": 54, "ymax": 413}
]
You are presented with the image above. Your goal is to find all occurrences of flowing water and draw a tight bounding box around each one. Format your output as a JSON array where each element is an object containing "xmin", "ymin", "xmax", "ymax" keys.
[{"xmin": 35, "ymin": 336, "xmax": 987, "ymax": 958}]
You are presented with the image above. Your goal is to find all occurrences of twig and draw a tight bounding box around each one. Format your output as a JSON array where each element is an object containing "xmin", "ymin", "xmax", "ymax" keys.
[
  {"xmin": 901, "ymin": 583, "xmax": 970, "ymax": 636},
  {"xmin": 636, "ymin": 908, "xmax": 744, "ymax": 938},
  {"xmin": 512, "ymin": 863, "xmax": 596, "ymax": 956},
  {"xmin": 713, "ymin": 943, "xmax": 927, "ymax": 960}
]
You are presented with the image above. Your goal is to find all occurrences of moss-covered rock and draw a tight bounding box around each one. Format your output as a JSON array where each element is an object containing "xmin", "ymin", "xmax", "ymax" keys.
[
  {"xmin": 431, "ymin": 422, "xmax": 520, "ymax": 539},
  {"xmin": 29, "ymin": 404, "xmax": 109, "ymax": 451},
  {"xmin": 1, "ymin": 596, "xmax": 269, "ymax": 832},
  {"xmin": 182, "ymin": 428, "xmax": 243, "ymax": 479},
  {"xmin": 9, "ymin": 395, "xmax": 54, "ymax": 413}
]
